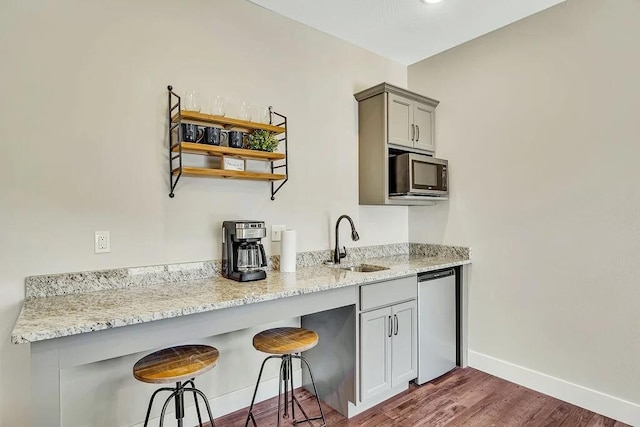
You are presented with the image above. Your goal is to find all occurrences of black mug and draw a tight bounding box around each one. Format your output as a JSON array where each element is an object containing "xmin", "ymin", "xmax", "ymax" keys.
[
  {"xmin": 181, "ymin": 123, "xmax": 204, "ymax": 143},
  {"xmin": 228, "ymin": 131, "xmax": 247, "ymax": 149},
  {"xmin": 202, "ymin": 127, "xmax": 227, "ymax": 146}
]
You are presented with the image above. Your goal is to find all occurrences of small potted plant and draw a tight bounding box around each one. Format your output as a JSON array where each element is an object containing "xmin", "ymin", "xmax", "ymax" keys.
[{"xmin": 247, "ymin": 129, "xmax": 279, "ymax": 152}]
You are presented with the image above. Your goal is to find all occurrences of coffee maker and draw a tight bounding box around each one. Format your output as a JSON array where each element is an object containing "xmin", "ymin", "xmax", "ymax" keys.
[{"xmin": 222, "ymin": 221, "xmax": 268, "ymax": 282}]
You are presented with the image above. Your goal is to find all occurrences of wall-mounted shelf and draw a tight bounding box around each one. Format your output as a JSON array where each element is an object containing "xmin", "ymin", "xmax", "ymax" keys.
[
  {"xmin": 173, "ymin": 111, "xmax": 286, "ymax": 134},
  {"xmin": 167, "ymin": 85, "xmax": 288, "ymax": 199},
  {"xmin": 175, "ymin": 167, "xmax": 286, "ymax": 181},
  {"xmin": 174, "ymin": 142, "xmax": 286, "ymax": 161}
]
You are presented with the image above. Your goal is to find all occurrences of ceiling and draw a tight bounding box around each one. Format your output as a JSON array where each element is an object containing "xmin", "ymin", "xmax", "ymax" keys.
[{"xmin": 248, "ymin": 0, "xmax": 566, "ymax": 65}]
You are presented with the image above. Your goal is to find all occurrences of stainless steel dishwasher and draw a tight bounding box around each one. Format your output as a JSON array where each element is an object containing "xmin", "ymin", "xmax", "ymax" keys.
[{"xmin": 416, "ymin": 268, "xmax": 457, "ymax": 385}]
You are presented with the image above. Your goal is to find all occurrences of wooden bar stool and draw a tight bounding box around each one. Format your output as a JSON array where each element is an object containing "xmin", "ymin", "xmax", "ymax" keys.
[
  {"xmin": 133, "ymin": 344, "xmax": 219, "ymax": 427},
  {"xmin": 245, "ymin": 327, "xmax": 326, "ymax": 427}
]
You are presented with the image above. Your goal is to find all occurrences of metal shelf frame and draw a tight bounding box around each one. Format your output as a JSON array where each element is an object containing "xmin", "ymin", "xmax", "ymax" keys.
[{"xmin": 268, "ymin": 107, "xmax": 288, "ymax": 200}]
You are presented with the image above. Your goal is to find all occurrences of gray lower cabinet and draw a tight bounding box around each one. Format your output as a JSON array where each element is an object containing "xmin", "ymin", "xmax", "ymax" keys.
[
  {"xmin": 360, "ymin": 306, "xmax": 393, "ymax": 401},
  {"xmin": 302, "ymin": 267, "xmax": 469, "ymax": 418},
  {"xmin": 390, "ymin": 300, "xmax": 418, "ymax": 386},
  {"xmin": 359, "ymin": 276, "xmax": 418, "ymax": 403}
]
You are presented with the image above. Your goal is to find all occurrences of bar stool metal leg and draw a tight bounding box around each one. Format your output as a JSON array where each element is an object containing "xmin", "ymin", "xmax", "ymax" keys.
[
  {"xmin": 143, "ymin": 387, "xmax": 175, "ymax": 427},
  {"xmin": 294, "ymin": 354, "xmax": 327, "ymax": 427},
  {"xmin": 245, "ymin": 355, "xmax": 281, "ymax": 427},
  {"xmin": 288, "ymin": 356, "xmax": 296, "ymax": 423},
  {"xmin": 159, "ymin": 386, "xmax": 182, "ymax": 427},
  {"xmin": 277, "ymin": 357, "xmax": 284, "ymax": 427},
  {"xmin": 282, "ymin": 356, "xmax": 290, "ymax": 420},
  {"xmin": 288, "ymin": 354, "xmax": 313, "ymax": 427},
  {"xmin": 183, "ymin": 379, "xmax": 203, "ymax": 427},
  {"xmin": 185, "ymin": 387, "xmax": 216, "ymax": 427}
]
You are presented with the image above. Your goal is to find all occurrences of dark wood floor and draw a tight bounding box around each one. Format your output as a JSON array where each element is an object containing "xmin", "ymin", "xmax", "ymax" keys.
[{"xmin": 210, "ymin": 368, "xmax": 628, "ymax": 427}]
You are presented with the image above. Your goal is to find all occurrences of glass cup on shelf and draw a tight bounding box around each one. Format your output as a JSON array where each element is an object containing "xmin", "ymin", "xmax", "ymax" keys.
[
  {"xmin": 211, "ymin": 95, "xmax": 225, "ymax": 117},
  {"xmin": 258, "ymin": 106, "xmax": 271, "ymax": 124},
  {"xmin": 200, "ymin": 97, "xmax": 211, "ymax": 115},
  {"xmin": 239, "ymin": 101, "xmax": 252, "ymax": 121},
  {"xmin": 183, "ymin": 90, "xmax": 201, "ymax": 112},
  {"xmin": 225, "ymin": 99, "xmax": 236, "ymax": 119}
]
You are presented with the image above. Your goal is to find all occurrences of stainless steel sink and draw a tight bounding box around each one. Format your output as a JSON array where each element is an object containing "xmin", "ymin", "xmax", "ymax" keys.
[{"xmin": 341, "ymin": 264, "xmax": 389, "ymax": 273}]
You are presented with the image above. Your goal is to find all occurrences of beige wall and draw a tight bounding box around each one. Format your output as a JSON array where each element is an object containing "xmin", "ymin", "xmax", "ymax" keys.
[
  {"xmin": 409, "ymin": 0, "xmax": 640, "ymax": 414},
  {"xmin": 0, "ymin": 0, "xmax": 406, "ymax": 424}
]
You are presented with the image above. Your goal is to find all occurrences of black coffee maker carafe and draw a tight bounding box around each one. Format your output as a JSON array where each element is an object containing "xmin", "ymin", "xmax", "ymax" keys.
[{"xmin": 222, "ymin": 221, "xmax": 267, "ymax": 282}]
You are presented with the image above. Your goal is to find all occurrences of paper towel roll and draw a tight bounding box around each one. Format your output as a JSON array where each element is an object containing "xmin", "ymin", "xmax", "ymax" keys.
[{"xmin": 280, "ymin": 229, "xmax": 297, "ymax": 272}]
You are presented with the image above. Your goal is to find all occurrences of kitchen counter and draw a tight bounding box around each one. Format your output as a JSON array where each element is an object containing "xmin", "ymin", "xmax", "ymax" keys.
[
  {"xmin": 12, "ymin": 248, "xmax": 469, "ymax": 344},
  {"xmin": 16, "ymin": 243, "xmax": 471, "ymax": 426}
]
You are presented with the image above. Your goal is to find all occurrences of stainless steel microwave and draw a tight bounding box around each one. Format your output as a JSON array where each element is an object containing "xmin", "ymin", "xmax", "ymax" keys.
[{"xmin": 389, "ymin": 153, "xmax": 448, "ymax": 197}]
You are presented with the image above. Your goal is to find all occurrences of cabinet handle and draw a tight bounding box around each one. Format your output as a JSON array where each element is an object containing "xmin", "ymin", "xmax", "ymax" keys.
[
  {"xmin": 394, "ymin": 314, "xmax": 399, "ymax": 336},
  {"xmin": 416, "ymin": 125, "xmax": 420, "ymax": 142},
  {"xmin": 411, "ymin": 124, "xmax": 415, "ymax": 141},
  {"xmin": 388, "ymin": 316, "xmax": 392, "ymax": 337}
]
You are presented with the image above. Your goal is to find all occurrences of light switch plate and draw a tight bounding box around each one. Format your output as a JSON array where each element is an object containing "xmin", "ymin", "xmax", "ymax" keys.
[
  {"xmin": 271, "ymin": 225, "xmax": 286, "ymax": 242},
  {"xmin": 95, "ymin": 231, "xmax": 110, "ymax": 253}
]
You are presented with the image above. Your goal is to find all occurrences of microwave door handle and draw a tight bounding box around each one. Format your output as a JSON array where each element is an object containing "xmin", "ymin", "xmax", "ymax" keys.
[{"xmin": 258, "ymin": 244, "xmax": 267, "ymax": 267}]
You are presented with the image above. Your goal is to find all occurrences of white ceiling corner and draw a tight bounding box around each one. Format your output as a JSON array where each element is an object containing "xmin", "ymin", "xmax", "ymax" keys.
[{"xmin": 248, "ymin": 0, "xmax": 567, "ymax": 65}]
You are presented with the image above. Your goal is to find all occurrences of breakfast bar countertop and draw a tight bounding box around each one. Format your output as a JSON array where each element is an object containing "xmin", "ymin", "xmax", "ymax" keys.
[{"xmin": 11, "ymin": 244, "xmax": 470, "ymax": 344}]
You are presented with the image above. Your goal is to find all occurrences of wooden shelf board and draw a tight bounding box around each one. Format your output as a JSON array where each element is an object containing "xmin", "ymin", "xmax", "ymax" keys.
[
  {"xmin": 174, "ymin": 142, "xmax": 286, "ymax": 161},
  {"xmin": 172, "ymin": 111, "xmax": 286, "ymax": 134},
  {"xmin": 174, "ymin": 167, "xmax": 286, "ymax": 181}
]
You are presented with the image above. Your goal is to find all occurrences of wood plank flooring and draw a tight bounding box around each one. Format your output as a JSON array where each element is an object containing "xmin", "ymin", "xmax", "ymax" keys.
[{"xmin": 210, "ymin": 368, "xmax": 629, "ymax": 427}]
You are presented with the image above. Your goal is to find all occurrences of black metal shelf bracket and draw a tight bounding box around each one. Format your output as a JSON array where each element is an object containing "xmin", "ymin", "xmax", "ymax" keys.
[
  {"xmin": 168, "ymin": 85, "xmax": 182, "ymax": 198},
  {"xmin": 270, "ymin": 107, "xmax": 288, "ymax": 201}
]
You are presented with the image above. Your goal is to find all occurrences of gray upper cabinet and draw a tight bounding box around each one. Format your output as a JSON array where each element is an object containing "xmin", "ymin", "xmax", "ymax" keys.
[
  {"xmin": 354, "ymin": 83, "xmax": 440, "ymax": 206},
  {"xmin": 355, "ymin": 83, "xmax": 438, "ymax": 154},
  {"xmin": 413, "ymin": 101, "xmax": 435, "ymax": 152},
  {"xmin": 387, "ymin": 93, "xmax": 436, "ymax": 152},
  {"xmin": 388, "ymin": 93, "xmax": 414, "ymax": 148}
]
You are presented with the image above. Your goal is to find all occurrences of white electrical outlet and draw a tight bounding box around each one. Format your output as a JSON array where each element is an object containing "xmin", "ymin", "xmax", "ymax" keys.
[
  {"xmin": 95, "ymin": 231, "xmax": 110, "ymax": 253},
  {"xmin": 271, "ymin": 225, "xmax": 286, "ymax": 242}
]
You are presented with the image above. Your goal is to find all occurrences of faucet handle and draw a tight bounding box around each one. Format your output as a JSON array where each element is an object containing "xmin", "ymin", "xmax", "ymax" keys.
[{"xmin": 339, "ymin": 246, "xmax": 347, "ymax": 260}]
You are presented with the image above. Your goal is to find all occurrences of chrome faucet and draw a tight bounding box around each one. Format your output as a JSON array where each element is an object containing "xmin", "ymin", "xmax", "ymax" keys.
[{"xmin": 334, "ymin": 215, "xmax": 360, "ymax": 264}]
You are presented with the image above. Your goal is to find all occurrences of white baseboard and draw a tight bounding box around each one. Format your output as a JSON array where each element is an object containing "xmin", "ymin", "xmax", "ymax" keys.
[
  {"xmin": 131, "ymin": 370, "xmax": 302, "ymax": 427},
  {"xmin": 468, "ymin": 351, "xmax": 640, "ymax": 426}
]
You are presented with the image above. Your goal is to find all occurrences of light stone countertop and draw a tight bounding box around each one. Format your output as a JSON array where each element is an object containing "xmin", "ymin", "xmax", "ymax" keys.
[{"xmin": 11, "ymin": 253, "xmax": 470, "ymax": 344}]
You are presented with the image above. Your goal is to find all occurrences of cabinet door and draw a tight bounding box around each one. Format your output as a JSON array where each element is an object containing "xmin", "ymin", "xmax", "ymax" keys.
[
  {"xmin": 360, "ymin": 306, "xmax": 392, "ymax": 402},
  {"xmin": 388, "ymin": 93, "xmax": 414, "ymax": 148},
  {"xmin": 391, "ymin": 300, "xmax": 417, "ymax": 387},
  {"xmin": 413, "ymin": 101, "xmax": 435, "ymax": 153}
]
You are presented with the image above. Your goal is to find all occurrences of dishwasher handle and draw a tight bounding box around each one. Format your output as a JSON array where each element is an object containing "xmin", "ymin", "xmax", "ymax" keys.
[{"xmin": 418, "ymin": 268, "xmax": 455, "ymax": 282}]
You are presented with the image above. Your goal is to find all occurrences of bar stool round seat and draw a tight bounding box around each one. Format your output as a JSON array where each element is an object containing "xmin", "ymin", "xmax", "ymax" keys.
[
  {"xmin": 134, "ymin": 344, "xmax": 219, "ymax": 384},
  {"xmin": 134, "ymin": 344, "xmax": 218, "ymax": 427},
  {"xmin": 246, "ymin": 327, "xmax": 326, "ymax": 427},
  {"xmin": 252, "ymin": 327, "xmax": 318, "ymax": 355}
]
